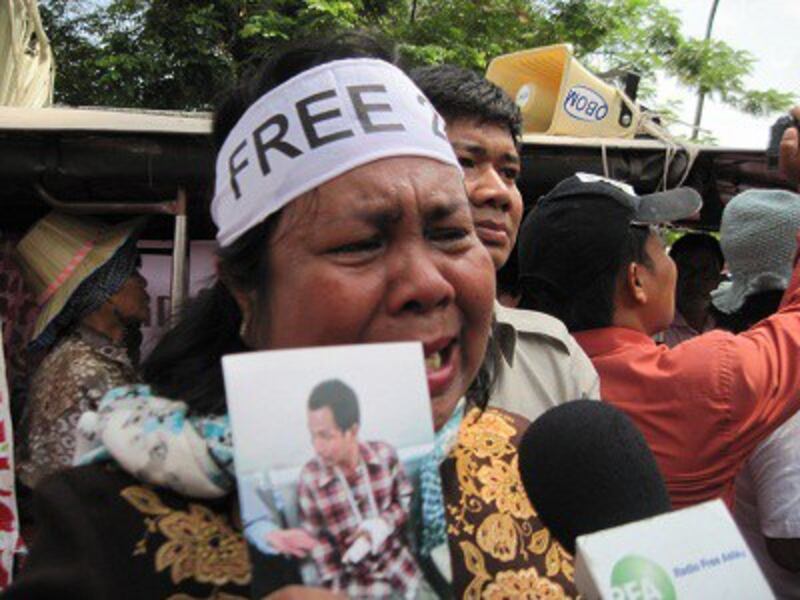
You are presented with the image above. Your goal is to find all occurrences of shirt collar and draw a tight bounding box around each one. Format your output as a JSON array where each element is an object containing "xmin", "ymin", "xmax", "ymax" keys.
[
  {"xmin": 671, "ymin": 310, "xmax": 691, "ymax": 330},
  {"xmin": 75, "ymin": 325, "xmax": 133, "ymax": 368},
  {"xmin": 670, "ymin": 310, "xmax": 715, "ymax": 334},
  {"xmin": 573, "ymin": 326, "xmax": 656, "ymax": 358},
  {"xmin": 493, "ymin": 301, "xmax": 571, "ymax": 366},
  {"xmin": 316, "ymin": 442, "xmax": 378, "ymax": 487}
]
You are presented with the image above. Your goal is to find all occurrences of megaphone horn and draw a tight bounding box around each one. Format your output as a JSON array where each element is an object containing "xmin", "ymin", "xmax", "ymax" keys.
[{"xmin": 486, "ymin": 44, "xmax": 640, "ymax": 139}]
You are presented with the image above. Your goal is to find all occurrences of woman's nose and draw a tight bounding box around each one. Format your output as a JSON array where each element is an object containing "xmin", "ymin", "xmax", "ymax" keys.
[{"xmin": 386, "ymin": 246, "xmax": 455, "ymax": 315}]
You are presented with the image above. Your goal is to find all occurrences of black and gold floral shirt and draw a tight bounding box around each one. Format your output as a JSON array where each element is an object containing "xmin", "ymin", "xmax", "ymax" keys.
[
  {"xmin": 17, "ymin": 326, "xmax": 137, "ymax": 489},
  {"xmin": 5, "ymin": 463, "xmax": 300, "ymax": 599},
  {"xmin": 442, "ymin": 406, "xmax": 578, "ymax": 599}
]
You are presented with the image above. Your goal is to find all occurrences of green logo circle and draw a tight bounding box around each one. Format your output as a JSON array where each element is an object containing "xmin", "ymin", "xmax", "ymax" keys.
[{"xmin": 610, "ymin": 555, "xmax": 676, "ymax": 600}]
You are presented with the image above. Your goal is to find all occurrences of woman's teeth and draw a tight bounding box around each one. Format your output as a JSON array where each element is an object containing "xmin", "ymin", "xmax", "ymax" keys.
[{"xmin": 425, "ymin": 352, "xmax": 443, "ymax": 371}]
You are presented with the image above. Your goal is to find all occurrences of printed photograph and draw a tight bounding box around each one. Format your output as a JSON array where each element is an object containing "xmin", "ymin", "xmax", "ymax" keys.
[{"xmin": 223, "ymin": 342, "xmax": 435, "ymax": 599}]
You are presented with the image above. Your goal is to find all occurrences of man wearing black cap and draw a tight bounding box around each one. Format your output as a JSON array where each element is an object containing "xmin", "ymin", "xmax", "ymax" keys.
[{"xmin": 517, "ymin": 172, "xmax": 800, "ymax": 510}]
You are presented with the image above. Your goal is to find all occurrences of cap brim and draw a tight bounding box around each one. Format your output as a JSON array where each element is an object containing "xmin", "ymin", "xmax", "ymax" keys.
[{"xmin": 634, "ymin": 188, "xmax": 702, "ymax": 224}]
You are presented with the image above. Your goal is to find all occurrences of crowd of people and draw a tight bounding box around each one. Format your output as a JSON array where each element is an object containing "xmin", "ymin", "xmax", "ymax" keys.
[{"xmin": 1, "ymin": 30, "xmax": 800, "ymax": 599}]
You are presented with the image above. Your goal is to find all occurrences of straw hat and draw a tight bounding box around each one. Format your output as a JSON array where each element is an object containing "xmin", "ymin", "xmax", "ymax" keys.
[{"xmin": 16, "ymin": 211, "xmax": 143, "ymax": 346}]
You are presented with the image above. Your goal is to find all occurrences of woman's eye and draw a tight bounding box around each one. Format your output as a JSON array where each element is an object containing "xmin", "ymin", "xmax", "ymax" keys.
[
  {"xmin": 429, "ymin": 227, "xmax": 470, "ymax": 243},
  {"xmin": 329, "ymin": 238, "xmax": 383, "ymax": 255},
  {"xmin": 501, "ymin": 167, "xmax": 520, "ymax": 181}
]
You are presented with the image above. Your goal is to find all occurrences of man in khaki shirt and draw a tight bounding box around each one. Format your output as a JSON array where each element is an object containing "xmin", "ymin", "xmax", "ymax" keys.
[
  {"xmin": 410, "ymin": 66, "xmax": 598, "ymax": 598},
  {"xmin": 493, "ymin": 303, "xmax": 599, "ymax": 413},
  {"xmin": 412, "ymin": 65, "xmax": 599, "ymax": 416}
]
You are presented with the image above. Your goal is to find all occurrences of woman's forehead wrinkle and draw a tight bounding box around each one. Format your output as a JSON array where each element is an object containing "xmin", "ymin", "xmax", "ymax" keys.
[
  {"xmin": 321, "ymin": 193, "xmax": 404, "ymax": 228},
  {"xmin": 275, "ymin": 160, "xmax": 467, "ymax": 234},
  {"xmin": 355, "ymin": 203, "xmax": 404, "ymax": 229}
]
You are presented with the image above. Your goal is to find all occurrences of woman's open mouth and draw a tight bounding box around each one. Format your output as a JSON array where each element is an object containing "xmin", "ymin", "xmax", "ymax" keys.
[{"xmin": 424, "ymin": 337, "xmax": 458, "ymax": 397}]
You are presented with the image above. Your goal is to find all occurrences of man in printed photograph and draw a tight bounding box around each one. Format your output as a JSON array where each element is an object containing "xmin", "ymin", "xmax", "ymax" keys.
[{"xmin": 281, "ymin": 379, "xmax": 423, "ymax": 598}]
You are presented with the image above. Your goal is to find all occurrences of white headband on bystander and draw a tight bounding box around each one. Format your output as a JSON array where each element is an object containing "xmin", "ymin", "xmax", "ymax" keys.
[{"xmin": 211, "ymin": 58, "xmax": 461, "ymax": 247}]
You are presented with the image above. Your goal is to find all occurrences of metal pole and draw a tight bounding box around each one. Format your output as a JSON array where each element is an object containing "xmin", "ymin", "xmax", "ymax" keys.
[
  {"xmin": 34, "ymin": 182, "xmax": 178, "ymax": 215},
  {"xmin": 691, "ymin": 0, "xmax": 722, "ymax": 141},
  {"xmin": 35, "ymin": 181, "xmax": 191, "ymax": 323},
  {"xmin": 169, "ymin": 188, "xmax": 189, "ymax": 319}
]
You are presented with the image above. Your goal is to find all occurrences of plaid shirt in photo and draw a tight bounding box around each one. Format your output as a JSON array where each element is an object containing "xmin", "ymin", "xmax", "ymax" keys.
[{"xmin": 297, "ymin": 440, "xmax": 421, "ymax": 598}]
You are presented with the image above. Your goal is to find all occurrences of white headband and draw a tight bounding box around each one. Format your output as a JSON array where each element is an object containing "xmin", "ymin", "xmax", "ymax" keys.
[{"xmin": 211, "ymin": 58, "xmax": 461, "ymax": 247}]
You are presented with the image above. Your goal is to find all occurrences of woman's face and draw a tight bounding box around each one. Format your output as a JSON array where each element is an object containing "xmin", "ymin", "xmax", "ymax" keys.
[
  {"xmin": 253, "ymin": 156, "xmax": 496, "ymax": 429},
  {"xmin": 110, "ymin": 267, "xmax": 150, "ymax": 325}
]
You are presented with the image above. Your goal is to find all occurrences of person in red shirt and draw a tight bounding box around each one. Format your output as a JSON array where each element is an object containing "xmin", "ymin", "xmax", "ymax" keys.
[{"xmin": 516, "ymin": 173, "xmax": 800, "ymax": 509}]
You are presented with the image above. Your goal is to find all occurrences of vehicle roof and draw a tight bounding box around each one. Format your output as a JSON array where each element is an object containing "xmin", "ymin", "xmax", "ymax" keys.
[
  {"xmin": 0, "ymin": 107, "xmax": 214, "ymax": 238},
  {"xmin": 0, "ymin": 106, "xmax": 212, "ymax": 134},
  {"xmin": 0, "ymin": 106, "xmax": 792, "ymax": 238}
]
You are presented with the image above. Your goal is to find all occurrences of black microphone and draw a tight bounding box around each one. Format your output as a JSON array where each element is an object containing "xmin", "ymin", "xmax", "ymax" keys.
[{"xmin": 518, "ymin": 400, "xmax": 671, "ymax": 554}]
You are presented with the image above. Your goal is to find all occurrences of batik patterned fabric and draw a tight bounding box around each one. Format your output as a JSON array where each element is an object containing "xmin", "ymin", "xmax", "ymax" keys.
[
  {"xmin": 17, "ymin": 326, "xmax": 136, "ymax": 488},
  {"xmin": 120, "ymin": 484, "xmax": 251, "ymax": 589},
  {"xmin": 0, "ymin": 237, "xmax": 38, "ymax": 411},
  {"xmin": 0, "ymin": 322, "xmax": 19, "ymax": 588},
  {"xmin": 0, "ymin": 463, "xmax": 298, "ymax": 598},
  {"xmin": 297, "ymin": 441, "xmax": 422, "ymax": 598},
  {"xmin": 441, "ymin": 406, "xmax": 577, "ymax": 599}
]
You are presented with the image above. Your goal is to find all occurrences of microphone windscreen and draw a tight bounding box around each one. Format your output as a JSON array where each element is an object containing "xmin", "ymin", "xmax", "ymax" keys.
[{"xmin": 518, "ymin": 400, "xmax": 671, "ymax": 554}]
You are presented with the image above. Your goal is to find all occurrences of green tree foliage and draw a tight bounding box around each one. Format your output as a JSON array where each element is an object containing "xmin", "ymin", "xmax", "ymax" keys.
[
  {"xmin": 40, "ymin": 0, "xmax": 793, "ymax": 120},
  {"xmin": 41, "ymin": 0, "xmax": 248, "ymax": 108}
]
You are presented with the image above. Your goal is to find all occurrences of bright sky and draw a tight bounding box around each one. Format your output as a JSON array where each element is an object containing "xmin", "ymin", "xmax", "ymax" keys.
[{"xmin": 657, "ymin": 0, "xmax": 799, "ymax": 148}]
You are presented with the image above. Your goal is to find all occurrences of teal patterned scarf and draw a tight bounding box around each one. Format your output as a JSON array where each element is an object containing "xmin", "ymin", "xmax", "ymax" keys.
[{"xmin": 418, "ymin": 401, "xmax": 464, "ymax": 556}]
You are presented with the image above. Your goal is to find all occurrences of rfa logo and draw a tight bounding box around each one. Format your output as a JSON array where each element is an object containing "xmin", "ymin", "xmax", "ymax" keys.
[
  {"xmin": 563, "ymin": 85, "xmax": 609, "ymax": 122},
  {"xmin": 610, "ymin": 555, "xmax": 676, "ymax": 600}
]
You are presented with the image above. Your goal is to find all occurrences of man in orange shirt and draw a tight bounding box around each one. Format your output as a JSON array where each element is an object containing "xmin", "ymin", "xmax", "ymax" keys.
[{"xmin": 516, "ymin": 173, "xmax": 800, "ymax": 509}]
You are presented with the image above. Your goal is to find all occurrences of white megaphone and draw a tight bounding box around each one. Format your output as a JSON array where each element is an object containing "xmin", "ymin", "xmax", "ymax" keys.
[{"xmin": 486, "ymin": 43, "xmax": 640, "ymax": 139}]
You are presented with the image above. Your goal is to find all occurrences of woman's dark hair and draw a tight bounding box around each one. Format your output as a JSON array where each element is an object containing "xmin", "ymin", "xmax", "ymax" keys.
[
  {"xmin": 141, "ymin": 222, "xmax": 274, "ymax": 415},
  {"xmin": 142, "ymin": 31, "xmax": 398, "ymax": 415},
  {"xmin": 712, "ymin": 289, "xmax": 785, "ymax": 334}
]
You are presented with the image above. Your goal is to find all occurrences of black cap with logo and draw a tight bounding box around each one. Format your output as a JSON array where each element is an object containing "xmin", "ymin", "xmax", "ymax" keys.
[{"xmin": 517, "ymin": 173, "xmax": 702, "ymax": 303}]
